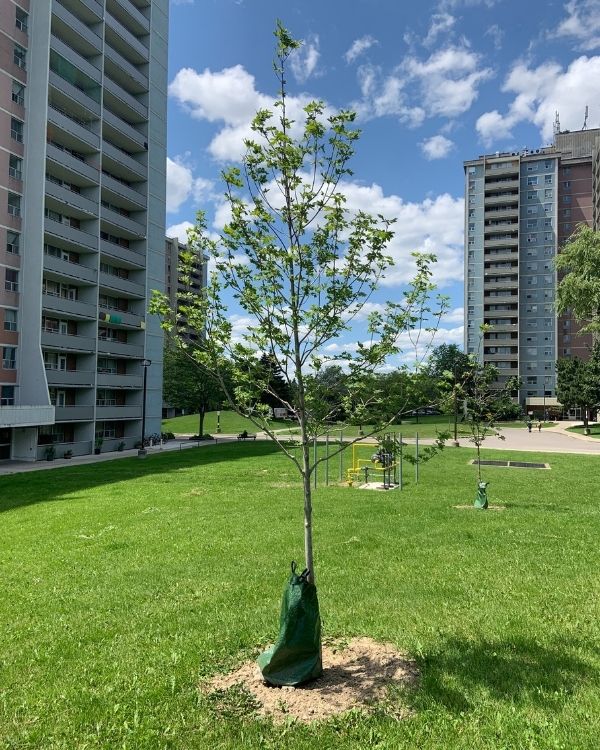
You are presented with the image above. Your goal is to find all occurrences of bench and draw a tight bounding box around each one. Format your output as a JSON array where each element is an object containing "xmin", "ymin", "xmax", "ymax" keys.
[{"xmin": 237, "ymin": 433, "xmax": 256, "ymax": 441}]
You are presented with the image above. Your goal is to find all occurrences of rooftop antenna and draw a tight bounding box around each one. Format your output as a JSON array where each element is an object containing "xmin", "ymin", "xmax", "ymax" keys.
[
  {"xmin": 582, "ymin": 105, "xmax": 589, "ymax": 130},
  {"xmin": 554, "ymin": 110, "xmax": 561, "ymax": 136}
]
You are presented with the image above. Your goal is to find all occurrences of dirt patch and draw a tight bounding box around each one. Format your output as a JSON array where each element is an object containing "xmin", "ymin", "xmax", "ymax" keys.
[
  {"xmin": 453, "ymin": 504, "xmax": 506, "ymax": 511},
  {"xmin": 201, "ymin": 637, "xmax": 419, "ymax": 724}
]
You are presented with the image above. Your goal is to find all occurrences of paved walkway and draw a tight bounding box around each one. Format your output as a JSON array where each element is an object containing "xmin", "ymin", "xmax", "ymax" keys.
[{"xmin": 0, "ymin": 423, "xmax": 598, "ymax": 477}]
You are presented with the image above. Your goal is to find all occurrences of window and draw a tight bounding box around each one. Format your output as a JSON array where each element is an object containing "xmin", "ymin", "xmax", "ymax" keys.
[
  {"xmin": 545, "ymin": 160, "xmax": 553, "ymax": 169},
  {"xmin": 527, "ymin": 206, "xmax": 538, "ymax": 215},
  {"xmin": 9, "ymin": 155, "xmax": 22, "ymax": 180},
  {"xmin": 13, "ymin": 44, "xmax": 26, "ymax": 70},
  {"xmin": 544, "ymin": 203, "xmax": 552, "ymax": 214},
  {"xmin": 563, "ymin": 195, "xmax": 572, "ymax": 203},
  {"xmin": 563, "ymin": 209, "xmax": 571, "ymax": 218},
  {"xmin": 5, "ymin": 269, "xmax": 18, "ymax": 292},
  {"xmin": 544, "ymin": 174, "xmax": 552, "ymax": 185},
  {"xmin": 527, "ymin": 220, "xmax": 537, "ymax": 229},
  {"xmin": 564, "ymin": 223, "xmax": 572, "ymax": 233},
  {"xmin": 15, "ymin": 8, "xmax": 28, "ymax": 32},
  {"xmin": 468, "ymin": 166, "xmax": 476, "ymax": 174},
  {"xmin": 544, "ymin": 218, "xmax": 553, "ymax": 228},
  {"xmin": 527, "ymin": 163, "xmax": 537, "ymax": 172},
  {"xmin": 0, "ymin": 385, "xmax": 15, "ymax": 406},
  {"xmin": 468, "ymin": 223, "xmax": 475, "ymax": 232},
  {"xmin": 563, "ymin": 166, "xmax": 571, "ymax": 175},
  {"xmin": 468, "ymin": 210, "xmax": 475, "ymax": 218},
  {"xmin": 544, "ymin": 189, "xmax": 553, "ymax": 199},
  {"xmin": 6, "ymin": 231, "xmax": 19, "ymax": 254},
  {"xmin": 544, "ymin": 233, "xmax": 553, "ymax": 242},
  {"xmin": 8, "ymin": 193, "xmax": 21, "ymax": 217},
  {"xmin": 2, "ymin": 347, "xmax": 16, "ymax": 370},
  {"xmin": 527, "ymin": 176, "xmax": 538, "ymax": 185},
  {"xmin": 3, "ymin": 309, "xmax": 17, "ymax": 332},
  {"xmin": 527, "ymin": 191, "xmax": 536, "ymax": 200},
  {"xmin": 43, "ymin": 352, "xmax": 67, "ymax": 371},
  {"xmin": 10, "ymin": 118, "xmax": 23, "ymax": 143},
  {"xmin": 563, "ymin": 181, "xmax": 571, "ymax": 189},
  {"xmin": 527, "ymin": 234, "xmax": 536, "ymax": 243},
  {"xmin": 11, "ymin": 80, "xmax": 25, "ymax": 106}
]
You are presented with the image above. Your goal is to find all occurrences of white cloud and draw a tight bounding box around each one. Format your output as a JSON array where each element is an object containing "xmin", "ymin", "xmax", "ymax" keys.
[
  {"xmin": 438, "ymin": 0, "xmax": 498, "ymax": 8},
  {"xmin": 166, "ymin": 157, "xmax": 216, "ymax": 213},
  {"xmin": 424, "ymin": 13, "xmax": 456, "ymax": 47},
  {"xmin": 485, "ymin": 24, "xmax": 504, "ymax": 50},
  {"xmin": 353, "ymin": 46, "xmax": 491, "ymax": 124},
  {"xmin": 344, "ymin": 35, "xmax": 378, "ymax": 63},
  {"xmin": 442, "ymin": 306, "xmax": 465, "ymax": 324},
  {"xmin": 166, "ymin": 157, "xmax": 193, "ymax": 213},
  {"xmin": 290, "ymin": 35, "xmax": 320, "ymax": 83},
  {"xmin": 476, "ymin": 56, "xmax": 600, "ymax": 146},
  {"xmin": 554, "ymin": 0, "xmax": 600, "ymax": 50},
  {"xmin": 339, "ymin": 181, "xmax": 464, "ymax": 288},
  {"xmin": 170, "ymin": 64, "xmax": 331, "ymax": 161},
  {"xmin": 420, "ymin": 134, "xmax": 455, "ymax": 159},
  {"xmin": 166, "ymin": 221, "xmax": 194, "ymax": 243}
]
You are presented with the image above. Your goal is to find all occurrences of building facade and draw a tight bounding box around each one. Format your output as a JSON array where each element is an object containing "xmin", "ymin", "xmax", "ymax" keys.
[
  {"xmin": 464, "ymin": 127, "xmax": 600, "ymax": 413},
  {"xmin": 0, "ymin": 0, "xmax": 168, "ymax": 460}
]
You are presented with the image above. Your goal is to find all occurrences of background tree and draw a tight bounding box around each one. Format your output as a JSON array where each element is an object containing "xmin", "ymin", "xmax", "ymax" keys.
[
  {"xmin": 426, "ymin": 343, "xmax": 471, "ymax": 381},
  {"xmin": 555, "ymin": 225, "xmax": 600, "ymax": 340},
  {"xmin": 257, "ymin": 353, "xmax": 293, "ymax": 411},
  {"xmin": 163, "ymin": 347, "xmax": 228, "ymax": 437},
  {"xmin": 151, "ymin": 23, "xmax": 445, "ymax": 587},
  {"xmin": 556, "ymin": 346, "xmax": 600, "ymax": 433}
]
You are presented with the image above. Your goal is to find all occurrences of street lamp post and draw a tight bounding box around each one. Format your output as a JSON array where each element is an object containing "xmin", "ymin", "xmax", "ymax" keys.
[
  {"xmin": 138, "ymin": 358, "xmax": 151, "ymax": 458},
  {"xmin": 543, "ymin": 375, "xmax": 550, "ymax": 422},
  {"xmin": 453, "ymin": 363, "xmax": 460, "ymax": 447}
]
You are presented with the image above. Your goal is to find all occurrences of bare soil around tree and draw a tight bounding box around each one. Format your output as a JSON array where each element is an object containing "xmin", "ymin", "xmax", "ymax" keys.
[{"xmin": 201, "ymin": 637, "xmax": 420, "ymax": 724}]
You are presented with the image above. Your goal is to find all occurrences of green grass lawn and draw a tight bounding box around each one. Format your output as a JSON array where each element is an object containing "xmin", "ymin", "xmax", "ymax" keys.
[
  {"xmin": 2, "ymin": 443, "xmax": 600, "ymax": 748},
  {"xmin": 567, "ymin": 423, "xmax": 600, "ymax": 438},
  {"xmin": 163, "ymin": 411, "xmax": 551, "ymax": 440}
]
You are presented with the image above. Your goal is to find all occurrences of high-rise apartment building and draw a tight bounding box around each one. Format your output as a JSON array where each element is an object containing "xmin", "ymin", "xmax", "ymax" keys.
[
  {"xmin": 0, "ymin": 0, "xmax": 168, "ymax": 460},
  {"xmin": 464, "ymin": 127, "xmax": 600, "ymax": 414},
  {"xmin": 164, "ymin": 234, "xmax": 207, "ymax": 338}
]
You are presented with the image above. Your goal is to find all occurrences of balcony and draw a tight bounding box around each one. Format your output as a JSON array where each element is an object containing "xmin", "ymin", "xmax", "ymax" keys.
[
  {"xmin": 0, "ymin": 405, "xmax": 55, "ymax": 428},
  {"xmin": 107, "ymin": 0, "xmax": 150, "ymax": 35},
  {"xmin": 102, "ymin": 140, "xmax": 146, "ymax": 181},
  {"xmin": 41, "ymin": 330, "xmax": 96, "ymax": 352},
  {"xmin": 100, "ymin": 238, "xmax": 145, "ymax": 269},
  {"xmin": 43, "ymin": 253, "xmax": 97, "ymax": 284},
  {"xmin": 45, "ymin": 178, "xmax": 98, "ymax": 218},
  {"xmin": 96, "ymin": 404, "xmax": 142, "ymax": 420},
  {"xmin": 485, "ymin": 192, "xmax": 519, "ymax": 206},
  {"xmin": 484, "ymin": 236, "xmax": 519, "ymax": 248},
  {"xmin": 47, "ymin": 104, "xmax": 100, "ymax": 152},
  {"xmin": 54, "ymin": 0, "xmax": 103, "ymax": 24},
  {"xmin": 50, "ymin": 34, "xmax": 102, "ymax": 84},
  {"xmin": 46, "ymin": 142, "xmax": 99, "ymax": 184},
  {"xmin": 96, "ymin": 372, "xmax": 142, "ymax": 388},
  {"xmin": 48, "ymin": 71, "xmax": 101, "ymax": 118},
  {"xmin": 99, "ymin": 271, "xmax": 145, "ymax": 297},
  {"xmin": 484, "ymin": 281, "xmax": 519, "ymax": 291},
  {"xmin": 485, "ymin": 163, "xmax": 519, "ymax": 176},
  {"xmin": 101, "ymin": 173, "xmax": 146, "ymax": 210},
  {"xmin": 100, "ymin": 206, "xmax": 146, "ymax": 239},
  {"xmin": 52, "ymin": 1, "xmax": 103, "ymax": 56},
  {"xmin": 105, "ymin": 12, "xmax": 148, "ymax": 65},
  {"xmin": 42, "ymin": 294, "xmax": 97, "ymax": 319},
  {"xmin": 54, "ymin": 405, "xmax": 95, "ymax": 421},
  {"xmin": 484, "ymin": 208, "xmax": 519, "ymax": 220},
  {"xmin": 484, "ymin": 179, "xmax": 520, "ymax": 192},
  {"xmin": 103, "ymin": 75, "xmax": 147, "ymax": 123},
  {"xmin": 45, "ymin": 368, "xmax": 95, "ymax": 386},
  {"xmin": 103, "ymin": 43, "xmax": 148, "ymax": 95},
  {"xmin": 102, "ymin": 107, "xmax": 147, "ymax": 152},
  {"xmin": 45, "ymin": 218, "xmax": 98, "ymax": 252},
  {"xmin": 484, "ymin": 323, "xmax": 519, "ymax": 333},
  {"xmin": 97, "ymin": 338, "xmax": 144, "ymax": 357},
  {"xmin": 98, "ymin": 306, "xmax": 144, "ymax": 327},
  {"xmin": 484, "ymin": 352, "xmax": 519, "ymax": 361}
]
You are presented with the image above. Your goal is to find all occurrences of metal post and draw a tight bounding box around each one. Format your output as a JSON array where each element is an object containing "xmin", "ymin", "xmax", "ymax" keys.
[
  {"xmin": 216, "ymin": 410, "xmax": 221, "ymax": 434},
  {"xmin": 138, "ymin": 359, "xmax": 151, "ymax": 458},
  {"xmin": 453, "ymin": 365, "xmax": 459, "ymax": 447},
  {"xmin": 415, "ymin": 432, "xmax": 419, "ymax": 484},
  {"xmin": 399, "ymin": 433, "xmax": 403, "ymax": 490},
  {"xmin": 325, "ymin": 433, "xmax": 329, "ymax": 486},
  {"xmin": 339, "ymin": 430, "xmax": 343, "ymax": 482}
]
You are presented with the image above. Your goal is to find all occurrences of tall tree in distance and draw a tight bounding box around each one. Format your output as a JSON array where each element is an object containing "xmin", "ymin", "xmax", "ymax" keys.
[
  {"xmin": 555, "ymin": 224, "xmax": 600, "ymax": 341},
  {"xmin": 151, "ymin": 22, "xmax": 446, "ymax": 589},
  {"xmin": 556, "ymin": 345, "xmax": 600, "ymax": 434}
]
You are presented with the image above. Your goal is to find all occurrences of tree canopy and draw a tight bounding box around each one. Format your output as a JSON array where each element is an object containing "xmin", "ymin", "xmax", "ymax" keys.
[{"xmin": 555, "ymin": 224, "xmax": 600, "ymax": 337}]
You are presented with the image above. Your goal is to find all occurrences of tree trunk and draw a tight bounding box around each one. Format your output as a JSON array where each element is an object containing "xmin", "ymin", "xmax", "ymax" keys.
[
  {"xmin": 199, "ymin": 405, "xmax": 205, "ymax": 437},
  {"xmin": 301, "ymin": 441, "xmax": 315, "ymax": 584}
]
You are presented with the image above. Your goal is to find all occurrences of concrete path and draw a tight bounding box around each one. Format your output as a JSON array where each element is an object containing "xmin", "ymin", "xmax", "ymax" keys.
[{"xmin": 0, "ymin": 423, "xmax": 598, "ymax": 477}]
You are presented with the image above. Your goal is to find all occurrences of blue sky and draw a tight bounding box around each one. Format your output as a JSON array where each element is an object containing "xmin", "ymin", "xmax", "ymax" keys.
[{"xmin": 165, "ymin": 0, "xmax": 600, "ymax": 364}]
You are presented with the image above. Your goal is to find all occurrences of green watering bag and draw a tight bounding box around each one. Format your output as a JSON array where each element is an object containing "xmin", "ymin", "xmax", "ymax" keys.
[{"xmin": 257, "ymin": 562, "xmax": 323, "ymax": 686}]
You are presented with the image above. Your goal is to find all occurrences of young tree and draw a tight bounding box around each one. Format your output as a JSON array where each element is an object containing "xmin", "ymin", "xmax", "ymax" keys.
[
  {"xmin": 151, "ymin": 23, "xmax": 445, "ymax": 584},
  {"xmin": 555, "ymin": 224, "xmax": 600, "ymax": 340},
  {"xmin": 163, "ymin": 347, "xmax": 227, "ymax": 437}
]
